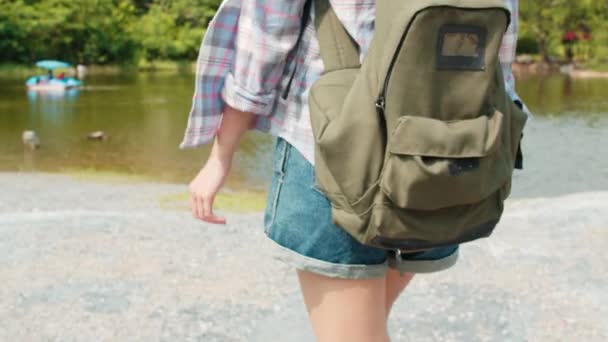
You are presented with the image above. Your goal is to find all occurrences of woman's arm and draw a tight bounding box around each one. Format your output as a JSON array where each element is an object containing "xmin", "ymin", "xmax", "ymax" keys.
[
  {"xmin": 189, "ymin": 106, "xmax": 255, "ymax": 224},
  {"xmin": 188, "ymin": 0, "xmax": 309, "ymax": 224},
  {"xmin": 500, "ymin": 0, "xmax": 530, "ymax": 114},
  {"xmin": 222, "ymin": 0, "xmax": 309, "ymax": 115},
  {"xmin": 211, "ymin": 106, "xmax": 256, "ymax": 161}
]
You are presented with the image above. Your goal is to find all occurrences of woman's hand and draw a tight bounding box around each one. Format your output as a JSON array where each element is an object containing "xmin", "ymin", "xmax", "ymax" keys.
[
  {"xmin": 188, "ymin": 105, "xmax": 256, "ymax": 224},
  {"xmin": 189, "ymin": 152, "xmax": 232, "ymax": 224}
]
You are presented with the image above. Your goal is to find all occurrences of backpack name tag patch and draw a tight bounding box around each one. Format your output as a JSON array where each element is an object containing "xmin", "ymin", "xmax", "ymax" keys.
[{"xmin": 436, "ymin": 25, "xmax": 487, "ymax": 71}]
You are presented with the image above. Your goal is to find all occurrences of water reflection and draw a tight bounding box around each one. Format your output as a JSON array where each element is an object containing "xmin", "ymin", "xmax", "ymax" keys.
[
  {"xmin": 563, "ymin": 75, "xmax": 573, "ymax": 98},
  {"xmin": 515, "ymin": 74, "xmax": 608, "ymax": 115},
  {"xmin": 27, "ymin": 88, "xmax": 80, "ymax": 102},
  {"xmin": 27, "ymin": 88, "xmax": 80, "ymax": 123}
]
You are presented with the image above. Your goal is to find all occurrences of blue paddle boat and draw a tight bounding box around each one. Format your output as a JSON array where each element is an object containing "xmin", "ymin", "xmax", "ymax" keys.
[{"xmin": 26, "ymin": 60, "xmax": 82, "ymax": 91}]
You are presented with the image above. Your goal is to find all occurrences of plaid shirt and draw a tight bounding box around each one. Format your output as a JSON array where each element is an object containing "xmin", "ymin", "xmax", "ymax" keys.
[{"xmin": 180, "ymin": 0, "xmax": 527, "ymax": 163}]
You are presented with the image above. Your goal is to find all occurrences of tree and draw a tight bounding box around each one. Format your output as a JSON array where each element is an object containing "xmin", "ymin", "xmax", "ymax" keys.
[
  {"xmin": 520, "ymin": 0, "xmax": 608, "ymax": 62},
  {"xmin": 134, "ymin": 0, "xmax": 221, "ymax": 61},
  {"xmin": 0, "ymin": 0, "xmax": 139, "ymax": 64}
]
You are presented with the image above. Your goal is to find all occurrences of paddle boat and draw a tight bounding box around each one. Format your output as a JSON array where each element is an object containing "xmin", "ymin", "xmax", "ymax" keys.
[{"xmin": 25, "ymin": 60, "xmax": 82, "ymax": 91}]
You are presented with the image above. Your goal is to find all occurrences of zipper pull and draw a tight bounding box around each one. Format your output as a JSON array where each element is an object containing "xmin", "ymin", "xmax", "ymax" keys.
[
  {"xmin": 375, "ymin": 96, "xmax": 388, "ymax": 144},
  {"xmin": 375, "ymin": 96, "xmax": 385, "ymax": 115}
]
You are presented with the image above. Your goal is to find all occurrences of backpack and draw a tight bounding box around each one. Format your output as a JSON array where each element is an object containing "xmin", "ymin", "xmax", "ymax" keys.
[{"xmin": 308, "ymin": 0, "xmax": 528, "ymax": 252}]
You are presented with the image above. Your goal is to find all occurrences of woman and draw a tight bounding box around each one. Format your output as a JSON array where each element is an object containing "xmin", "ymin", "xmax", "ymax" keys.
[{"xmin": 182, "ymin": 1, "xmax": 528, "ymax": 340}]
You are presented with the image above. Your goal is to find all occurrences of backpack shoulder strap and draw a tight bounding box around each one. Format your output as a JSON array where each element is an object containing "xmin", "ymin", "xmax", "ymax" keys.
[{"xmin": 314, "ymin": 0, "xmax": 360, "ymax": 73}]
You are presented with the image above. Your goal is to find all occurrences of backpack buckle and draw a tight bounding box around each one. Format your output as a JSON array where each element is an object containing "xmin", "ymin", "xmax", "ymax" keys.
[
  {"xmin": 394, "ymin": 249, "xmax": 403, "ymax": 263},
  {"xmin": 394, "ymin": 249, "xmax": 409, "ymax": 276}
]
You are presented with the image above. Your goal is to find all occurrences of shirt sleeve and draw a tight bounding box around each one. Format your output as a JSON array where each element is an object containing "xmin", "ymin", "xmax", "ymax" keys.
[
  {"xmin": 500, "ymin": 0, "xmax": 531, "ymax": 115},
  {"xmin": 180, "ymin": 0, "xmax": 240, "ymax": 149},
  {"xmin": 221, "ymin": 0, "xmax": 309, "ymax": 115}
]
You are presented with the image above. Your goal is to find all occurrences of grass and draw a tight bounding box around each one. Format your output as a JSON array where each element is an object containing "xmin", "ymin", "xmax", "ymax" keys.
[
  {"xmin": 59, "ymin": 168, "xmax": 267, "ymax": 212},
  {"xmin": 159, "ymin": 191, "xmax": 268, "ymax": 213},
  {"xmin": 136, "ymin": 60, "xmax": 196, "ymax": 73},
  {"xmin": 584, "ymin": 62, "xmax": 608, "ymax": 73},
  {"xmin": 0, "ymin": 60, "xmax": 197, "ymax": 76},
  {"xmin": 62, "ymin": 168, "xmax": 153, "ymax": 183},
  {"xmin": 0, "ymin": 63, "xmax": 39, "ymax": 77}
]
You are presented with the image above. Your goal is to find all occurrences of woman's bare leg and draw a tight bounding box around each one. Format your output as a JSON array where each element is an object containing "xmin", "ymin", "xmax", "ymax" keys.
[
  {"xmin": 297, "ymin": 270, "xmax": 390, "ymax": 342},
  {"xmin": 384, "ymin": 269, "xmax": 414, "ymax": 317}
]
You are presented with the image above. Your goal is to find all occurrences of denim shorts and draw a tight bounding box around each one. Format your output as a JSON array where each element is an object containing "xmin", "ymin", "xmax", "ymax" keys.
[{"xmin": 264, "ymin": 138, "xmax": 459, "ymax": 279}]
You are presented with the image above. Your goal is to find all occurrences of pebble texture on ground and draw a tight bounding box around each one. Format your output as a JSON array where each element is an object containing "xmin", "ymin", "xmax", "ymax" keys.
[{"xmin": 0, "ymin": 173, "xmax": 606, "ymax": 341}]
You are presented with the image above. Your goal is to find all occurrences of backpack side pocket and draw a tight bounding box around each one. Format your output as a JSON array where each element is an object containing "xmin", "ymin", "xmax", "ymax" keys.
[
  {"xmin": 309, "ymin": 68, "xmax": 385, "ymax": 214},
  {"xmin": 510, "ymin": 100, "xmax": 528, "ymax": 169}
]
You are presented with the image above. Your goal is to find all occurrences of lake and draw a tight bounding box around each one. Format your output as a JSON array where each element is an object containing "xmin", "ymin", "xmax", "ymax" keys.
[{"xmin": 1, "ymin": 71, "xmax": 606, "ymax": 197}]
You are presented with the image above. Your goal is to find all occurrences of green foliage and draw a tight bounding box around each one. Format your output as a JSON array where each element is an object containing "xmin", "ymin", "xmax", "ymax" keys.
[
  {"xmin": 0, "ymin": 0, "xmax": 140, "ymax": 64},
  {"xmin": 516, "ymin": 36, "xmax": 539, "ymax": 55},
  {"xmin": 519, "ymin": 0, "xmax": 608, "ymax": 62},
  {"xmin": 1, "ymin": 0, "xmax": 606, "ymax": 66},
  {"xmin": 0, "ymin": 0, "xmax": 221, "ymax": 65},
  {"xmin": 134, "ymin": 0, "xmax": 219, "ymax": 61}
]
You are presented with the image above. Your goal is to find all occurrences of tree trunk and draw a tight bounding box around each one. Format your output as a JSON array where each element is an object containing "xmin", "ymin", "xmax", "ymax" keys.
[
  {"xmin": 538, "ymin": 38, "xmax": 550, "ymax": 63},
  {"xmin": 564, "ymin": 44, "xmax": 574, "ymax": 64}
]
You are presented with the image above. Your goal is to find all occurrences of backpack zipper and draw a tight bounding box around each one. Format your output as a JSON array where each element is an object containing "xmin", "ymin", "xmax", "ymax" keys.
[
  {"xmin": 375, "ymin": 6, "xmax": 508, "ymax": 114},
  {"xmin": 375, "ymin": 11, "xmax": 419, "ymax": 115},
  {"xmin": 375, "ymin": 96, "xmax": 388, "ymax": 143},
  {"xmin": 375, "ymin": 97, "xmax": 386, "ymax": 115}
]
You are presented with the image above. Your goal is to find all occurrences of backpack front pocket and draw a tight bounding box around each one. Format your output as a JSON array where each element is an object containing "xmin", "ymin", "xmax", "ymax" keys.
[{"xmin": 380, "ymin": 109, "xmax": 512, "ymax": 210}]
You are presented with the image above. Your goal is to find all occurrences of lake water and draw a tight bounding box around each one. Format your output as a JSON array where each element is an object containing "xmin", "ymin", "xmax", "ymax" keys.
[{"xmin": 1, "ymin": 71, "xmax": 606, "ymax": 197}]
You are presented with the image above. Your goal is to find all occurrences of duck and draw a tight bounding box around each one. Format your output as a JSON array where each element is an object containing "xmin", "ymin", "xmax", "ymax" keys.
[
  {"xmin": 22, "ymin": 130, "xmax": 40, "ymax": 150},
  {"xmin": 87, "ymin": 131, "xmax": 107, "ymax": 141}
]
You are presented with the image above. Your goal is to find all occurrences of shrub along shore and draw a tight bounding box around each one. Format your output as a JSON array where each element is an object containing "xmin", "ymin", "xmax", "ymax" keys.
[
  {"xmin": 0, "ymin": 61, "xmax": 198, "ymax": 78},
  {"xmin": 1, "ymin": 1, "xmax": 606, "ymax": 71}
]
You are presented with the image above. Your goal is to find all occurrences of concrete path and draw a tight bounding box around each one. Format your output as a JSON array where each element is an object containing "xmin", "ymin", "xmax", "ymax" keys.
[{"xmin": 1, "ymin": 172, "xmax": 607, "ymax": 341}]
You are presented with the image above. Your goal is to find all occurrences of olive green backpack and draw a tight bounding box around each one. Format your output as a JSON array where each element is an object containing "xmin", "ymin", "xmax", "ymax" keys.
[{"xmin": 308, "ymin": 0, "xmax": 528, "ymax": 252}]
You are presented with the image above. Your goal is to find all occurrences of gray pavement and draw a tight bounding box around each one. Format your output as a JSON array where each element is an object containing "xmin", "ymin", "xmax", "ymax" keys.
[{"xmin": 0, "ymin": 172, "xmax": 607, "ymax": 341}]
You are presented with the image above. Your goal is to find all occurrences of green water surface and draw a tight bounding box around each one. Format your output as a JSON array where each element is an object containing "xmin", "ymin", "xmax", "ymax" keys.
[{"xmin": 1, "ymin": 71, "xmax": 606, "ymax": 193}]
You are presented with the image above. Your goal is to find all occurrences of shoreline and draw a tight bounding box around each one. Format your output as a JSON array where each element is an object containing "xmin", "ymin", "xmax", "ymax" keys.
[
  {"xmin": 0, "ymin": 61, "xmax": 198, "ymax": 77},
  {"xmin": 512, "ymin": 61, "xmax": 608, "ymax": 79},
  {"xmin": 4, "ymin": 60, "xmax": 608, "ymax": 78}
]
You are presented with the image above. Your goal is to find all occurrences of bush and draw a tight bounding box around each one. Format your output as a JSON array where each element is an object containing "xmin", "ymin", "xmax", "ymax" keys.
[
  {"xmin": 0, "ymin": 0, "xmax": 221, "ymax": 65},
  {"xmin": 517, "ymin": 36, "xmax": 540, "ymax": 55}
]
